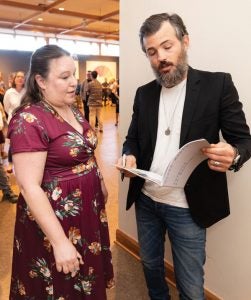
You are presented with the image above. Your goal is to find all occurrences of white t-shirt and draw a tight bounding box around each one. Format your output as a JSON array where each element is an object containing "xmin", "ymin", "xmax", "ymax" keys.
[
  {"xmin": 142, "ymin": 79, "xmax": 189, "ymax": 208},
  {"xmin": 3, "ymin": 87, "xmax": 25, "ymax": 123}
]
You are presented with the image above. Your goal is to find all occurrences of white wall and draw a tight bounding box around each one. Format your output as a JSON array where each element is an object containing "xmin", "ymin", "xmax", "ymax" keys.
[{"xmin": 119, "ymin": 1, "xmax": 251, "ymax": 299}]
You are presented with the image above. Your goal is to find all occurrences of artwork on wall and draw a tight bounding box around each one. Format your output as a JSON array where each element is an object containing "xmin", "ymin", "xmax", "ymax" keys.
[{"xmin": 86, "ymin": 61, "xmax": 116, "ymax": 83}]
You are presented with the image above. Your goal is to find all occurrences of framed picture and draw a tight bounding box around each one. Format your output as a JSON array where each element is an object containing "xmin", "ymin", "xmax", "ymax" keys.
[{"xmin": 86, "ymin": 61, "xmax": 116, "ymax": 83}]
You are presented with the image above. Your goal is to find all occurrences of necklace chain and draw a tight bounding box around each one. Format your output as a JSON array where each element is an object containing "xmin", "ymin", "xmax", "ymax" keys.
[{"xmin": 161, "ymin": 81, "xmax": 186, "ymax": 136}]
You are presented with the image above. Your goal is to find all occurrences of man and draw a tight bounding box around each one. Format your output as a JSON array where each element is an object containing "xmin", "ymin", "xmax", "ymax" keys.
[
  {"xmin": 80, "ymin": 70, "xmax": 92, "ymax": 122},
  {"xmin": 87, "ymin": 70, "xmax": 103, "ymax": 132},
  {"xmin": 102, "ymin": 78, "xmax": 109, "ymax": 106},
  {"xmin": 117, "ymin": 13, "xmax": 251, "ymax": 300}
]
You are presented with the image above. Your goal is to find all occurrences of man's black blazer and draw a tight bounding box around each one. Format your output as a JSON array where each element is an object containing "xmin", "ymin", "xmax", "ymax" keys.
[{"xmin": 123, "ymin": 67, "xmax": 251, "ymax": 228}]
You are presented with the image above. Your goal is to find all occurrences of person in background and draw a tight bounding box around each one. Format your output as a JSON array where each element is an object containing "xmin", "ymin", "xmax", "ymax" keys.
[
  {"xmin": 7, "ymin": 72, "xmax": 16, "ymax": 89},
  {"xmin": 115, "ymin": 79, "xmax": 119, "ymax": 126},
  {"xmin": 74, "ymin": 79, "xmax": 83, "ymax": 111},
  {"xmin": 0, "ymin": 72, "xmax": 7, "ymax": 159},
  {"xmin": 0, "ymin": 102, "xmax": 7, "ymax": 160},
  {"xmin": 80, "ymin": 70, "xmax": 92, "ymax": 122},
  {"xmin": 87, "ymin": 70, "xmax": 103, "ymax": 133},
  {"xmin": 0, "ymin": 162, "xmax": 18, "ymax": 203},
  {"xmin": 3, "ymin": 71, "xmax": 25, "ymax": 173},
  {"xmin": 0, "ymin": 71, "xmax": 6, "ymax": 105},
  {"xmin": 8, "ymin": 45, "xmax": 114, "ymax": 299},
  {"xmin": 117, "ymin": 13, "xmax": 251, "ymax": 300},
  {"xmin": 0, "ymin": 92, "xmax": 17, "ymax": 203},
  {"xmin": 108, "ymin": 78, "xmax": 118, "ymax": 106},
  {"xmin": 102, "ymin": 78, "xmax": 109, "ymax": 106}
]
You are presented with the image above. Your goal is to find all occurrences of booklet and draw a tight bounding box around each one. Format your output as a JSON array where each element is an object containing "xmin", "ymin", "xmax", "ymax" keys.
[{"xmin": 118, "ymin": 138, "xmax": 210, "ymax": 188}]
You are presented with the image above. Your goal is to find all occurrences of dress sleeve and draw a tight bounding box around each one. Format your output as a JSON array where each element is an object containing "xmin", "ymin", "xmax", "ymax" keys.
[{"xmin": 8, "ymin": 110, "xmax": 49, "ymax": 154}]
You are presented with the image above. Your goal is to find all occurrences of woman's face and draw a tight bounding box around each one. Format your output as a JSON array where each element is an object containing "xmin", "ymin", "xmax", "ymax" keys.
[
  {"xmin": 38, "ymin": 55, "xmax": 77, "ymax": 107},
  {"xmin": 14, "ymin": 72, "xmax": 25, "ymax": 88}
]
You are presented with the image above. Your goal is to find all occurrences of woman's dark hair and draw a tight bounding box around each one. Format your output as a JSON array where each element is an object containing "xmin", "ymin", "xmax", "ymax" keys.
[
  {"xmin": 139, "ymin": 13, "xmax": 188, "ymax": 53},
  {"xmin": 21, "ymin": 45, "xmax": 70, "ymax": 105},
  {"xmin": 12, "ymin": 71, "xmax": 25, "ymax": 89}
]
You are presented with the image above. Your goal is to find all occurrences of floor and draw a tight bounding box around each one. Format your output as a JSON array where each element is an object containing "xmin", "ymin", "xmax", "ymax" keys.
[{"xmin": 0, "ymin": 105, "xmax": 178, "ymax": 300}]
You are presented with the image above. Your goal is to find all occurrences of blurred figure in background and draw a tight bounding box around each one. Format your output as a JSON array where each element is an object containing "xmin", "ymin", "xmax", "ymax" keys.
[
  {"xmin": 0, "ymin": 71, "xmax": 6, "ymax": 105},
  {"xmin": 80, "ymin": 70, "xmax": 92, "ymax": 122},
  {"xmin": 87, "ymin": 71, "xmax": 103, "ymax": 132},
  {"xmin": 102, "ymin": 78, "xmax": 109, "ymax": 106},
  {"xmin": 3, "ymin": 71, "xmax": 25, "ymax": 173}
]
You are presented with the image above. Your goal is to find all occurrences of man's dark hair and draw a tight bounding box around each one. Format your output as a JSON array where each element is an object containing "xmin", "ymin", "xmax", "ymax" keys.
[
  {"xmin": 139, "ymin": 13, "xmax": 188, "ymax": 53},
  {"xmin": 91, "ymin": 70, "xmax": 98, "ymax": 79}
]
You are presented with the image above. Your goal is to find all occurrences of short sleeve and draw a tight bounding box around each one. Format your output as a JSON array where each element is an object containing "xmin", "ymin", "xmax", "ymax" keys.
[{"xmin": 8, "ymin": 110, "xmax": 49, "ymax": 154}]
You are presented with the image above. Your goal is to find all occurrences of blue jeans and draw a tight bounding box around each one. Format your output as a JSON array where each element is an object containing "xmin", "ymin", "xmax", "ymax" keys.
[{"xmin": 135, "ymin": 193, "xmax": 206, "ymax": 300}]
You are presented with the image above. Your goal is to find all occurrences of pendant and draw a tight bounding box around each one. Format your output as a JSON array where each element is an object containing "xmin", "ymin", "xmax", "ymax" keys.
[{"xmin": 165, "ymin": 128, "xmax": 171, "ymax": 135}]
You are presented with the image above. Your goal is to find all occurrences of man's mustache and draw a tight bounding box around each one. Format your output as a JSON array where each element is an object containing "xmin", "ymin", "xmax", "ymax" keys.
[{"xmin": 158, "ymin": 61, "xmax": 174, "ymax": 70}]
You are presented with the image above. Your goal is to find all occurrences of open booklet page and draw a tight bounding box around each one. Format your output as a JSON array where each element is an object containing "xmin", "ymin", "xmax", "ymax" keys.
[{"xmin": 118, "ymin": 139, "xmax": 210, "ymax": 188}]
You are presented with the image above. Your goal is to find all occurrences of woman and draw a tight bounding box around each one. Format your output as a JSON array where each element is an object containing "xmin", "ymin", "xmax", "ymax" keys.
[
  {"xmin": 8, "ymin": 45, "xmax": 114, "ymax": 299},
  {"xmin": 3, "ymin": 70, "xmax": 25, "ymax": 173},
  {"xmin": 3, "ymin": 71, "xmax": 25, "ymax": 123}
]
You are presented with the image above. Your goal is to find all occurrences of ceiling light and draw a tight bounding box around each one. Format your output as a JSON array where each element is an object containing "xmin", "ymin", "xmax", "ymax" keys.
[
  {"xmin": 38, "ymin": 18, "xmax": 43, "ymax": 21},
  {"xmin": 58, "ymin": 7, "xmax": 65, "ymax": 11}
]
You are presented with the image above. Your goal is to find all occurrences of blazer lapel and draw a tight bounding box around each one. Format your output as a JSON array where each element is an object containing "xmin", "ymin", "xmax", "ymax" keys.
[{"xmin": 180, "ymin": 67, "xmax": 201, "ymax": 147}]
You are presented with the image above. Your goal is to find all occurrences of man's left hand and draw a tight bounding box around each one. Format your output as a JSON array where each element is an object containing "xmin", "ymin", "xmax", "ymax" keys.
[{"xmin": 202, "ymin": 142, "xmax": 235, "ymax": 172}]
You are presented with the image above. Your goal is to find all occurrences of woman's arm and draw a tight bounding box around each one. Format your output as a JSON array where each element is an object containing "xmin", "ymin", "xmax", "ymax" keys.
[{"xmin": 13, "ymin": 151, "xmax": 83, "ymax": 274}]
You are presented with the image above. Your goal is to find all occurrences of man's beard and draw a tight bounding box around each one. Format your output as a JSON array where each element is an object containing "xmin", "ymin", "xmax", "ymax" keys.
[{"xmin": 152, "ymin": 48, "xmax": 188, "ymax": 88}]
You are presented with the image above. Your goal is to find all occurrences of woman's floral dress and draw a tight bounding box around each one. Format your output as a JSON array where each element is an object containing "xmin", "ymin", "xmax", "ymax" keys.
[{"xmin": 8, "ymin": 101, "xmax": 114, "ymax": 300}]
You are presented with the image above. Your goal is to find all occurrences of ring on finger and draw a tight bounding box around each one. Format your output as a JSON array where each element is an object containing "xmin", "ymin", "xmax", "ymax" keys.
[{"xmin": 213, "ymin": 161, "xmax": 221, "ymax": 166}]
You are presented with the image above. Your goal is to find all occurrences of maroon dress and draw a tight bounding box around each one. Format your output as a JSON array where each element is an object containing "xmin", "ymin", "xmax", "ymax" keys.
[{"xmin": 8, "ymin": 101, "xmax": 114, "ymax": 299}]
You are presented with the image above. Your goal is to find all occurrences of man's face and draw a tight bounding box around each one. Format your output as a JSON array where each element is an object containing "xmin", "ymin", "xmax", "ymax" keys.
[
  {"xmin": 87, "ymin": 72, "xmax": 92, "ymax": 80},
  {"xmin": 143, "ymin": 21, "xmax": 189, "ymax": 88}
]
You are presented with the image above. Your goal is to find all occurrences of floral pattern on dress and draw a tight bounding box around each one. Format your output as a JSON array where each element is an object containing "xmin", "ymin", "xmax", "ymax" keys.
[
  {"xmin": 55, "ymin": 189, "xmax": 82, "ymax": 220},
  {"xmin": 91, "ymin": 194, "xmax": 100, "ymax": 215},
  {"xmin": 18, "ymin": 203, "xmax": 36, "ymax": 227},
  {"xmin": 43, "ymin": 236, "xmax": 52, "ymax": 252},
  {"xmin": 68, "ymin": 227, "xmax": 82, "ymax": 246},
  {"xmin": 88, "ymin": 242, "xmax": 101, "ymax": 255},
  {"xmin": 64, "ymin": 131, "xmax": 88, "ymax": 157},
  {"xmin": 43, "ymin": 180, "xmax": 82, "ymax": 220},
  {"xmin": 14, "ymin": 237, "xmax": 22, "ymax": 253},
  {"xmin": 66, "ymin": 267, "xmax": 96, "ymax": 295},
  {"xmin": 85, "ymin": 129, "xmax": 98, "ymax": 149},
  {"xmin": 12, "ymin": 279, "xmax": 27, "ymax": 296},
  {"xmin": 29, "ymin": 258, "xmax": 52, "ymax": 283},
  {"xmin": 11, "ymin": 109, "xmax": 49, "ymax": 145},
  {"xmin": 100, "ymin": 209, "xmax": 108, "ymax": 225},
  {"xmin": 72, "ymin": 158, "xmax": 96, "ymax": 175}
]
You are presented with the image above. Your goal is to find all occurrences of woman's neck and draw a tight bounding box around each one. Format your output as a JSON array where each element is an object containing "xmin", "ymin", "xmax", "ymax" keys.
[{"xmin": 15, "ymin": 86, "xmax": 23, "ymax": 92}]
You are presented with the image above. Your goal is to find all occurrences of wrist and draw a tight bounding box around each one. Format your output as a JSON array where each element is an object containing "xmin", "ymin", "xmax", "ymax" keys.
[{"xmin": 229, "ymin": 146, "xmax": 241, "ymax": 171}]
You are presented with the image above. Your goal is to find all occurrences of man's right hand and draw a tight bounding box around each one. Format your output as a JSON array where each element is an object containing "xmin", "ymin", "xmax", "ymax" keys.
[{"xmin": 116, "ymin": 154, "xmax": 137, "ymax": 178}]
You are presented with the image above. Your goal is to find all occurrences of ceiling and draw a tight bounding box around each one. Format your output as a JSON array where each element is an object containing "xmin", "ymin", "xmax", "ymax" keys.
[{"xmin": 0, "ymin": 0, "xmax": 119, "ymax": 42}]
